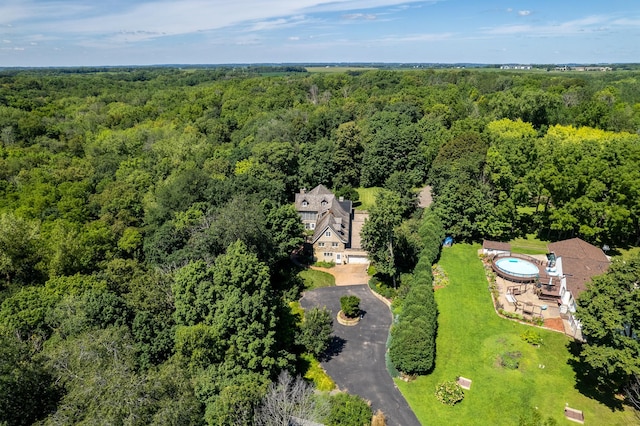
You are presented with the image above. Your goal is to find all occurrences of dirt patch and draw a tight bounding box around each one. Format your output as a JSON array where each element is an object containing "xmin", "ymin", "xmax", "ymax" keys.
[
  {"xmin": 543, "ymin": 317, "xmax": 565, "ymax": 333},
  {"xmin": 311, "ymin": 264, "xmax": 370, "ymax": 286},
  {"xmin": 417, "ymin": 186, "xmax": 433, "ymax": 208}
]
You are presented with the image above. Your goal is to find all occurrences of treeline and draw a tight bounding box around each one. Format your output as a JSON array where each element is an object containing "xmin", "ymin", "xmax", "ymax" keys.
[
  {"xmin": 389, "ymin": 209, "xmax": 444, "ymax": 375},
  {"xmin": 1, "ymin": 67, "xmax": 640, "ymax": 424}
]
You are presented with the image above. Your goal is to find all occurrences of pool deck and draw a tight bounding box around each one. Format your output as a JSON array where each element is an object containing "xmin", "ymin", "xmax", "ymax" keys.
[{"xmin": 485, "ymin": 253, "xmax": 575, "ymax": 335}]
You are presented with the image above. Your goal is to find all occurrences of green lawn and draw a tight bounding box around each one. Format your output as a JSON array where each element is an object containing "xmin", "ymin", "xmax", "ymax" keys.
[
  {"xmin": 510, "ymin": 235, "xmax": 550, "ymax": 255},
  {"xmin": 299, "ymin": 269, "xmax": 335, "ymax": 290},
  {"xmin": 396, "ymin": 244, "xmax": 635, "ymax": 425},
  {"xmin": 355, "ymin": 187, "xmax": 382, "ymax": 211}
]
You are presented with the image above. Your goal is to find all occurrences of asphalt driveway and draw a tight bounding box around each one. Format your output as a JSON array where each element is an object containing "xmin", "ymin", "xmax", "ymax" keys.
[{"xmin": 300, "ymin": 285, "xmax": 421, "ymax": 426}]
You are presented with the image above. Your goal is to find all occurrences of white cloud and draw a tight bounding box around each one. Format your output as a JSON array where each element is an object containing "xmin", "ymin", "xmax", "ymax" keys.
[
  {"xmin": 342, "ymin": 13, "xmax": 377, "ymax": 20},
  {"xmin": 376, "ymin": 32, "xmax": 454, "ymax": 43},
  {"xmin": 288, "ymin": 36, "xmax": 300, "ymax": 40},
  {"xmin": 484, "ymin": 15, "xmax": 612, "ymax": 36},
  {"xmin": 611, "ymin": 18, "xmax": 640, "ymax": 26},
  {"xmin": 518, "ymin": 10, "xmax": 531, "ymax": 16},
  {"xmin": 10, "ymin": 0, "xmax": 432, "ymax": 39},
  {"xmin": 248, "ymin": 15, "xmax": 309, "ymax": 32}
]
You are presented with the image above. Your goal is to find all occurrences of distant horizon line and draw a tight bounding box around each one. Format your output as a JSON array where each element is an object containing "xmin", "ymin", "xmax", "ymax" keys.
[{"xmin": 1, "ymin": 62, "xmax": 638, "ymax": 70}]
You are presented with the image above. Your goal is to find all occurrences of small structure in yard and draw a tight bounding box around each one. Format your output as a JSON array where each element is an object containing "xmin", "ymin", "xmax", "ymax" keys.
[
  {"xmin": 457, "ymin": 377, "xmax": 472, "ymax": 390},
  {"xmin": 482, "ymin": 240, "xmax": 511, "ymax": 257},
  {"xmin": 443, "ymin": 236, "xmax": 454, "ymax": 247},
  {"xmin": 564, "ymin": 407, "xmax": 584, "ymax": 424}
]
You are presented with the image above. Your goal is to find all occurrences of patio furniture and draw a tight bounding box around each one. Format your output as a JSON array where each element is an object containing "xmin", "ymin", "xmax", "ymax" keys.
[
  {"xmin": 507, "ymin": 285, "xmax": 522, "ymax": 295},
  {"xmin": 505, "ymin": 293, "xmax": 520, "ymax": 310}
]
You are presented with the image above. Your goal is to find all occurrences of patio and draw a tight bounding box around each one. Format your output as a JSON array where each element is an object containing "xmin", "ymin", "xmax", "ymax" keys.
[{"xmin": 485, "ymin": 254, "xmax": 573, "ymax": 334}]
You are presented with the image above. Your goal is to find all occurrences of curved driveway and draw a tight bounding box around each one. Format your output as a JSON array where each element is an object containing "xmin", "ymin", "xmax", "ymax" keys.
[{"xmin": 300, "ymin": 285, "xmax": 421, "ymax": 426}]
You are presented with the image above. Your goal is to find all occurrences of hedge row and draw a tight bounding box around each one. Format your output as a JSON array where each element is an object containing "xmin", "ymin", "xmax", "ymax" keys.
[{"xmin": 389, "ymin": 209, "xmax": 444, "ymax": 375}]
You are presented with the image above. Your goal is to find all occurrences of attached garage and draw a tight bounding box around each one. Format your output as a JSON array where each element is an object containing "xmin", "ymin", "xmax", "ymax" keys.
[{"xmin": 347, "ymin": 253, "xmax": 369, "ymax": 264}]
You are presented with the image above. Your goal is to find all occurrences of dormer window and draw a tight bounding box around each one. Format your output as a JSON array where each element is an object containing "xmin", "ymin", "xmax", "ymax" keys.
[
  {"xmin": 325, "ymin": 230, "xmax": 331, "ymax": 237},
  {"xmin": 302, "ymin": 200, "xmax": 308, "ymax": 207},
  {"xmin": 321, "ymin": 200, "xmax": 327, "ymax": 207}
]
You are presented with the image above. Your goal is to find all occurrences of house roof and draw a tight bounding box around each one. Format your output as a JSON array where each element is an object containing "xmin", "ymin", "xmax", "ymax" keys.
[
  {"xmin": 310, "ymin": 198, "xmax": 352, "ymax": 244},
  {"xmin": 547, "ymin": 238, "xmax": 609, "ymax": 298},
  {"xmin": 295, "ymin": 184, "xmax": 335, "ymax": 213},
  {"xmin": 483, "ymin": 240, "xmax": 511, "ymax": 251}
]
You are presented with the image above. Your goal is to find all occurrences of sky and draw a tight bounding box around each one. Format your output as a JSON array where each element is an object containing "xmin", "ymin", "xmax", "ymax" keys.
[{"xmin": 1, "ymin": 0, "xmax": 639, "ymax": 67}]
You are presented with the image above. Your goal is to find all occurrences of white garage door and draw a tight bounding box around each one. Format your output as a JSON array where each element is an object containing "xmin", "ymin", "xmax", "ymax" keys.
[{"xmin": 348, "ymin": 255, "xmax": 369, "ymax": 264}]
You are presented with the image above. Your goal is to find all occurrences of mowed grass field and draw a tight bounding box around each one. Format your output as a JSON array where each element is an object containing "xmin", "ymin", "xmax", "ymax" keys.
[
  {"xmin": 396, "ymin": 244, "xmax": 635, "ymax": 425},
  {"xmin": 299, "ymin": 269, "xmax": 335, "ymax": 290},
  {"xmin": 355, "ymin": 187, "xmax": 382, "ymax": 211}
]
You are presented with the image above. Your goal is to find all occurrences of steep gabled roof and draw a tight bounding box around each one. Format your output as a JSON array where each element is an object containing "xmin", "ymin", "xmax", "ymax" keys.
[
  {"xmin": 295, "ymin": 184, "xmax": 335, "ymax": 213},
  {"xmin": 310, "ymin": 198, "xmax": 351, "ymax": 244},
  {"xmin": 547, "ymin": 238, "xmax": 609, "ymax": 298}
]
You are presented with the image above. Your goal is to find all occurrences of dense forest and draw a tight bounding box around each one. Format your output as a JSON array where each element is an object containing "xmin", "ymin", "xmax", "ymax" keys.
[{"xmin": 1, "ymin": 67, "xmax": 640, "ymax": 424}]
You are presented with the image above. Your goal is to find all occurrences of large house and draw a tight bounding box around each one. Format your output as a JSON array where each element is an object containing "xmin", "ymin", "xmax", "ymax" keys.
[
  {"xmin": 546, "ymin": 238, "xmax": 609, "ymax": 311},
  {"xmin": 543, "ymin": 238, "xmax": 609, "ymax": 336},
  {"xmin": 294, "ymin": 185, "xmax": 367, "ymax": 264}
]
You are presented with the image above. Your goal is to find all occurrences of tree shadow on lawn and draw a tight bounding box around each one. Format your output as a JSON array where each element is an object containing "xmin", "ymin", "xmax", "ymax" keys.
[
  {"xmin": 320, "ymin": 336, "xmax": 346, "ymax": 362},
  {"xmin": 567, "ymin": 340, "xmax": 625, "ymax": 411}
]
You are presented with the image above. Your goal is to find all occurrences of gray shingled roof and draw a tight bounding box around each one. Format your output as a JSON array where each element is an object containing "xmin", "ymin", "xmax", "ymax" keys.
[
  {"xmin": 483, "ymin": 240, "xmax": 511, "ymax": 251},
  {"xmin": 547, "ymin": 238, "xmax": 609, "ymax": 298},
  {"xmin": 295, "ymin": 184, "xmax": 335, "ymax": 213},
  {"xmin": 310, "ymin": 198, "xmax": 352, "ymax": 245}
]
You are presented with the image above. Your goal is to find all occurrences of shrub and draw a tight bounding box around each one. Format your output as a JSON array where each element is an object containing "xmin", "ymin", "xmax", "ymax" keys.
[
  {"xmin": 340, "ymin": 295, "xmax": 360, "ymax": 318},
  {"xmin": 325, "ymin": 392, "xmax": 371, "ymax": 426},
  {"xmin": 520, "ymin": 329, "xmax": 543, "ymax": 346},
  {"xmin": 314, "ymin": 260, "xmax": 335, "ymax": 268},
  {"xmin": 371, "ymin": 409, "xmax": 386, "ymax": 426},
  {"xmin": 435, "ymin": 380, "xmax": 465, "ymax": 406},
  {"xmin": 297, "ymin": 306, "xmax": 333, "ymax": 357},
  {"xmin": 389, "ymin": 318, "xmax": 435, "ymax": 375},
  {"xmin": 369, "ymin": 276, "xmax": 397, "ymax": 299},
  {"xmin": 431, "ymin": 264, "xmax": 449, "ymax": 288}
]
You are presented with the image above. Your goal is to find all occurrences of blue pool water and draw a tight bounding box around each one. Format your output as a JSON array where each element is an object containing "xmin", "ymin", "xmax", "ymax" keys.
[{"xmin": 494, "ymin": 257, "xmax": 539, "ymax": 277}]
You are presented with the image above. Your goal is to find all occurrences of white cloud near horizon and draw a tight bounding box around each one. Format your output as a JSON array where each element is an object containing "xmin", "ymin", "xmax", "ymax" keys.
[
  {"xmin": 2, "ymin": 0, "xmax": 433, "ymax": 40},
  {"xmin": 482, "ymin": 14, "xmax": 637, "ymax": 36}
]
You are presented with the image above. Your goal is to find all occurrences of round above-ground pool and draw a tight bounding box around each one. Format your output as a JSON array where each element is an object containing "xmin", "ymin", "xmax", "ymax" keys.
[{"xmin": 494, "ymin": 257, "xmax": 539, "ymax": 281}]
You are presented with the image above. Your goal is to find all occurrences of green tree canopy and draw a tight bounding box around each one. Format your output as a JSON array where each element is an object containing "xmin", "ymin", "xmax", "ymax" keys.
[{"xmin": 576, "ymin": 254, "xmax": 640, "ymax": 392}]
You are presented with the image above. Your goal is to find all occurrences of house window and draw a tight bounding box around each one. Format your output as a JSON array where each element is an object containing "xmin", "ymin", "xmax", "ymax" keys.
[
  {"xmin": 310, "ymin": 223, "xmax": 315, "ymax": 230},
  {"xmin": 302, "ymin": 200, "xmax": 308, "ymax": 207},
  {"xmin": 318, "ymin": 242, "xmax": 325, "ymax": 247},
  {"xmin": 323, "ymin": 252, "xmax": 332, "ymax": 258},
  {"xmin": 331, "ymin": 242, "xmax": 339, "ymax": 247},
  {"xmin": 321, "ymin": 200, "xmax": 327, "ymax": 206},
  {"xmin": 325, "ymin": 230, "xmax": 331, "ymax": 237}
]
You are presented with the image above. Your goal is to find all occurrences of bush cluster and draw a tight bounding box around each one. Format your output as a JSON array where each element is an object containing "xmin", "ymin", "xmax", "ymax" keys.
[
  {"xmin": 520, "ymin": 329, "xmax": 543, "ymax": 346},
  {"xmin": 435, "ymin": 380, "xmax": 465, "ymax": 406},
  {"xmin": 340, "ymin": 295, "xmax": 360, "ymax": 318}
]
